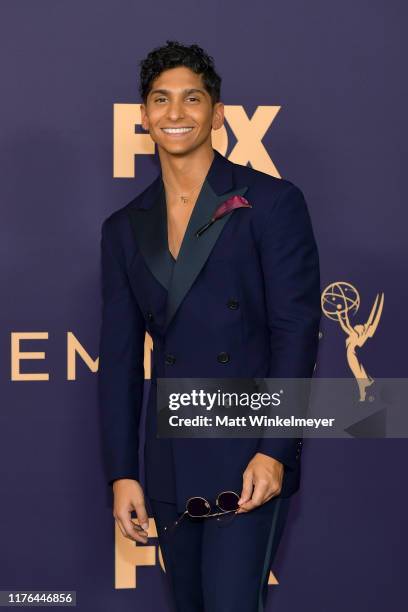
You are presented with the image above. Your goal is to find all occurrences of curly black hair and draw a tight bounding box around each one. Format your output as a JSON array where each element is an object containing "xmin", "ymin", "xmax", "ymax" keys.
[{"xmin": 138, "ymin": 40, "xmax": 222, "ymax": 105}]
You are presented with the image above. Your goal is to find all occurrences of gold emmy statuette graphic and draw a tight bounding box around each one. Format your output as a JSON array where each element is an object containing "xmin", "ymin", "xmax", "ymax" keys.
[{"xmin": 321, "ymin": 282, "xmax": 384, "ymax": 401}]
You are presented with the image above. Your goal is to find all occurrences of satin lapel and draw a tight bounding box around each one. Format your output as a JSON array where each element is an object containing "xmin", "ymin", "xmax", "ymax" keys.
[
  {"xmin": 164, "ymin": 179, "xmax": 248, "ymax": 330},
  {"xmin": 127, "ymin": 150, "xmax": 249, "ymax": 331},
  {"xmin": 127, "ymin": 177, "xmax": 174, "ymax": 291}
]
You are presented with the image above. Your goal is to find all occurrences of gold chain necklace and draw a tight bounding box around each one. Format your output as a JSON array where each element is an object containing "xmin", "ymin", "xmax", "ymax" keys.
[{"xmin": 162, "ymin": 176, "xmax": 205, "ymax": 205}]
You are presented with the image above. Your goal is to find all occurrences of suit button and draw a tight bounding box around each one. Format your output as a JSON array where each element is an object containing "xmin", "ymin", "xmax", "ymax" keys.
[
  {"xmin": 165, "ymin": 354, "xmax": 176, "ymax": 365},
  {"xmin": 146, "ymin": 311, "xmax": 154, "ymax": 322},
  {"xmin": 227, "ymin": 298, "xmax": 239, "ymax": 309},
  {"xmin": 217, "ymin": 351, "xmax": 230, "ymax": 364}
]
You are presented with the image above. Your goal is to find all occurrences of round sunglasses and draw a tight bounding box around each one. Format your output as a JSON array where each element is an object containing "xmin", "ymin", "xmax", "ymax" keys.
[{"xmin": 163, "ymin": 490, "xmax": 240, "ymax": 534}]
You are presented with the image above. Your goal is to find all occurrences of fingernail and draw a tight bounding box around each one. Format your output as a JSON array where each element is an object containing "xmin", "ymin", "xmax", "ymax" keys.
[{"xmin": 142, "ymin": 522, "xmax": 149, "ymax": 531}]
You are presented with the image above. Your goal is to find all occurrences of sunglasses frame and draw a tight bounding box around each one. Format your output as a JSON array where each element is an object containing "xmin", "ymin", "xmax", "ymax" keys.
[{"xmin": 163, "ymin": 490, "xmax": 240, "ymax": 533}]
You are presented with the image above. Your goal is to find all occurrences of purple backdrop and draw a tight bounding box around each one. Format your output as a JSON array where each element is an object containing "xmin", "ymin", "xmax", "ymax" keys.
[{"xmin": 1, "ymin": 1, "xmax": 406, "ymax": 610}]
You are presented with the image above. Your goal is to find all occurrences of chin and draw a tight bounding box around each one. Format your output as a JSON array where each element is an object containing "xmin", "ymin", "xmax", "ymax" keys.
[{"xmin": 159, "ymin": 142, "xmax": 197, "ymax": 156}]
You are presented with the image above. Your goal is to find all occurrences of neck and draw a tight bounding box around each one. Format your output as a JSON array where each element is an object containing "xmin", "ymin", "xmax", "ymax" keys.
[{"xmin": 158, "ymin": 143, "xmax": 214, "ymax": 194}]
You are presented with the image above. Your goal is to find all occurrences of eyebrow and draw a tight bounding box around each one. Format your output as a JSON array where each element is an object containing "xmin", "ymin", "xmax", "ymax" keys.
[{"xmin": 148, "ymin": 88, "xmax": 207, "ymax": 97}]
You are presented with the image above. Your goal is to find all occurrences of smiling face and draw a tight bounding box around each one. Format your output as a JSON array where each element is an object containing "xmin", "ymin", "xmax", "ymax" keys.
[{"xmin": 140, "ymin": 66, "xmax": 224, "ymax": 156}]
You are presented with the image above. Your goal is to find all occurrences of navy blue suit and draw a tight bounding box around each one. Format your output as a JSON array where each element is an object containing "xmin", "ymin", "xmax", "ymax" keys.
[{"xmin": 98, "ymin": 149, "xmax": 321, "ymax": 610}]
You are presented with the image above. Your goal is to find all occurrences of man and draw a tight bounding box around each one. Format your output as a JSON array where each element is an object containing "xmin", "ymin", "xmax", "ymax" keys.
[{"xmin": 98, "ymin": 40, "xmax": 321, "ymax": 611}]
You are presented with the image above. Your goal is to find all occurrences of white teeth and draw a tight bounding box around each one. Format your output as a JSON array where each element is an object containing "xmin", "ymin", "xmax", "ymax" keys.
[{"xmin": 162, "ymin": 127, "xmax": 193, "ymax": 134}]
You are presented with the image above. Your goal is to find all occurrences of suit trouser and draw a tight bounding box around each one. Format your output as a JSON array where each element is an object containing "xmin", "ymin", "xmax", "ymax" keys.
[{"xmin": 147, "ymin": 494, "xmax": 291, "ymax": 612}]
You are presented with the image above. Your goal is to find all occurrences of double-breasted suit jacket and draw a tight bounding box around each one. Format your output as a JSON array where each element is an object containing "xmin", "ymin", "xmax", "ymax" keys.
[{"xmin": 98, "ymin": 148, "xmax": 321, "ymax": 513}]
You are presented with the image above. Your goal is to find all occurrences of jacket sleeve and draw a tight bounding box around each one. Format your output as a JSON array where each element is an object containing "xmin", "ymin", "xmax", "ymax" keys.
[
  {"xmin": 256, "ymin": 184, "xmax": 321, "ymax": 470},
  {"xmin": 97, "ymin": 217, "xmax": 146, "ymax": 487}
]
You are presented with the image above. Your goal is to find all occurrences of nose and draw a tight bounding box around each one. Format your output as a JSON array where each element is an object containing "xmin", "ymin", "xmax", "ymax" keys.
[{"xmin": 166, "ymin": 99, "xmax": 185, "ymax": 121}]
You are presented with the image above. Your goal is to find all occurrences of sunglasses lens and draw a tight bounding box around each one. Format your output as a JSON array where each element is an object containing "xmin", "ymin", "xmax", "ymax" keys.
[
  {"xmin": 217, "ymin": 491, "xmax": 239, "ymax": 512},
  {"xmin": 186, "ymin": 497, "xmax": 210, "ymax": 517}
]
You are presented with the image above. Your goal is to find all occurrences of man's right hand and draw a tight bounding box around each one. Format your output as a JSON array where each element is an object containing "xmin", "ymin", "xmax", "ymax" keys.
[{"xmin": 112, "ymin": 479, "xmax": 149, "ymax": 544}]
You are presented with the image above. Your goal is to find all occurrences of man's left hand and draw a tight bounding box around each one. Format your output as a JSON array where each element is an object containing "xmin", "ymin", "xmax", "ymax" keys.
[{"xmin": 236, "ymin": 452, "xmax": 284, "ymax": 513}]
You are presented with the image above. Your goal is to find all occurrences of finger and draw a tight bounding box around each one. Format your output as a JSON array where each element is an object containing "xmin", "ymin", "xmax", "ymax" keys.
[
  {"xmin": 236, "ymin": 500, "xmax": 252, "ymax": 513},
  {"xmin": 115, "ymin": 515, "xmax": 148, "ymax": 543},
  {"xmin": 115, "ymin": 516, "xmax": 128, "ymax": 538},
  {"xmin": 239, "ymin": 470, "xmax": 254, "ymax": 506},
  {"xmin": 255, "ymin": 483, "xmax": 281, "ymax": 506},
  {"xmin": 250, "ymin": 479, "xmax": 269, "ymax": 507},
  {"xmin": 134, "ymin": 500, "xmax": 149, "ymax": 532},
  {"xmin": 237, "ymin": 480, "xmax": 268, "ymax": 513},
  {"xmin": 131, "ymin": 519, "xmax": 150, "ymax": 540},
  {"xmin": 118, "ymin": 512, "xmax": 148, "ymax": 543},
  {"xmin": 236, "ymin": 500, "xmax": 257, "ymax": 513}
]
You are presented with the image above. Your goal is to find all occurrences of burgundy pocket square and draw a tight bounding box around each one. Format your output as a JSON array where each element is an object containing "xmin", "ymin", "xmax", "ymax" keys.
[{"xmin": 195, "ymin": 194, "xmax": 252, "ymax": 237}]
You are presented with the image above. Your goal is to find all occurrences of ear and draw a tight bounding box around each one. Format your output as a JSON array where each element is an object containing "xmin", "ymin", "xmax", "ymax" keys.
[
  {"xmin": 212, "ymin": 101, "xmax": 224, "ymax": 131},
  {"xmin": 140, "ymin": 103, "xmax": 148, "ymax": 130}
]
